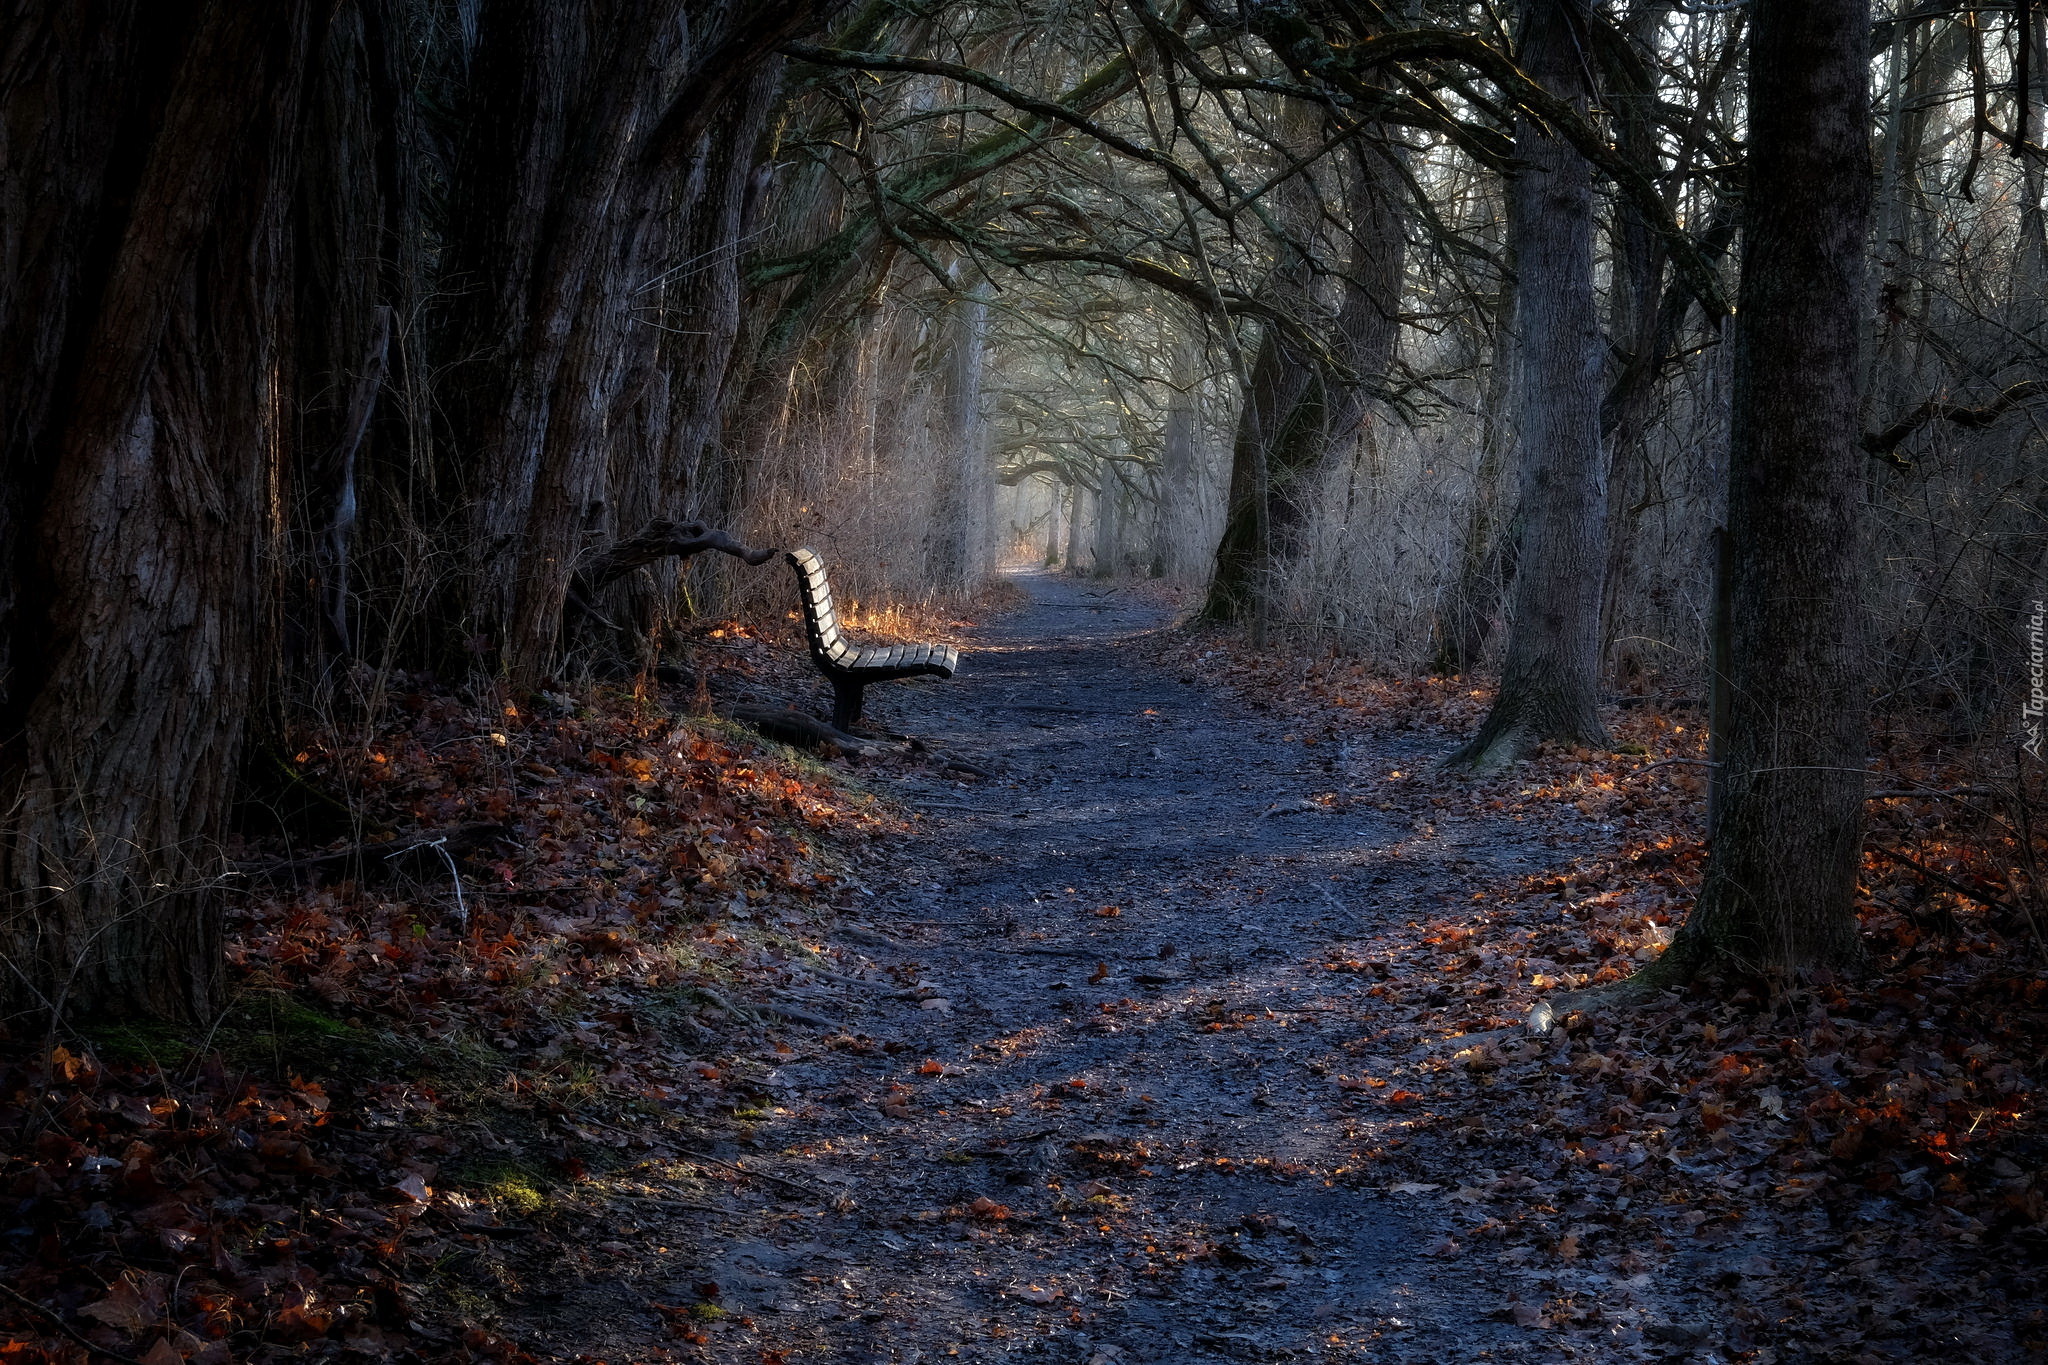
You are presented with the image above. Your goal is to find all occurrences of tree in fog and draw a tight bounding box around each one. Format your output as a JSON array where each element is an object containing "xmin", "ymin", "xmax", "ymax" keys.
[{"xmin": 1443, "ymin": 0, "xmax": 1611, "ymax": 771}]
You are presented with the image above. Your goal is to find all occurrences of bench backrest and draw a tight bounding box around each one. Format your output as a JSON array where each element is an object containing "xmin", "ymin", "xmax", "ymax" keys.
[{"xmin": 788, "ymin": 548, "xmax": 854, "ymax": 666}]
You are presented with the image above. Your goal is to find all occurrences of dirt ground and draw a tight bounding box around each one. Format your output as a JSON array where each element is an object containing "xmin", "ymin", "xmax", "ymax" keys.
[{"xmin": 490, "ymin": 568, "xmax": 1871, "ymax": 1365}]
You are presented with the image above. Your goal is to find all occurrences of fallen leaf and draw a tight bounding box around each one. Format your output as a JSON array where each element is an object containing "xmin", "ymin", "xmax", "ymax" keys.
[{"xmin": 80, "ymin": 1272, "xmax": 167, "ymax": 1334}]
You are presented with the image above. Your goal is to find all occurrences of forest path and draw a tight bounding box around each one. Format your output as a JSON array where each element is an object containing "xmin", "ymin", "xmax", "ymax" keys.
[{"xmin": 522, "ymin": 570, "xmax": 1601, "ymax": 1364}]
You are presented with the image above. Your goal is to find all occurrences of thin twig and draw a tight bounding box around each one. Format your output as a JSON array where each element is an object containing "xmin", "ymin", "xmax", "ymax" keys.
[
  {"xmin": 675, "ymin": 1148, "xmax": 826, "ymax": 1199},
  {"xmin": 1631, "ymin": 758, "xmax": 1718, "ymax": 774},
  {"xmin": 1867, "ymin": 844, "xmax": 2008, "ymax": 913},
  {"xmin": 609, "ymin": 1194, "xmax": 745, "ymax": 1216},
  {"xmin": 0, "ymin": 1281, "xmax": 150, "ymax": 1365},
  {"xmin": 1867, "ymin": 785, "xmax": 1994, "ymax": 801}
]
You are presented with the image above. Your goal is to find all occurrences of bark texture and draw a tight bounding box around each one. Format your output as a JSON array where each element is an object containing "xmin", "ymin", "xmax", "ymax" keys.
[
  {"xmin": 0, "ymin": 0, "xmax": 836, "ymax": 1023},
  {"xmin": 1666, "ymin": 0, "xmax": 1872, "ymax": 973},
  {"xmin": 1444, "ymin": 0, "xmax": 1610, "ymax": 772},
  {"xmin": 0, "ymin": 1, "xmax": 315, "ymax": 1021},
  {"xmin": 1204, "ymin": 134, "xmax": 1407, "ymax": 622}
]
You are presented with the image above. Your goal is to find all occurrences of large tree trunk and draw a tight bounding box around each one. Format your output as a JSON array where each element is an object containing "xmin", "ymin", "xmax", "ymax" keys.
[
  {"xmin": 442, "ymin": 2, "xmax": 827, "ymax": 687},
  {"xmin": 0, "ymin": 1, "xmax": 316, "ymax": 1023},
  {"xmin": 1203, "ymin": 124, "xmax": 1407, "ymax": 623},
  {"xmin": 1664, "ymin": 0, "xmax": 1872, "ymax": 975},
  {"xmin": 1444, "ymin": 0, "xmax": 1610, "ymax": 772},
  {"xmin": 0, "ymin": 0, "xmax": 832, "ymax": 1025}
]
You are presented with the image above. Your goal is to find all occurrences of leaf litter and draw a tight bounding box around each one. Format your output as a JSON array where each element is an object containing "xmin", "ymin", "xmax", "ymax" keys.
[{"xmin": 1, "ymin": 578, "xmax": 2041, "ymax": 1364}]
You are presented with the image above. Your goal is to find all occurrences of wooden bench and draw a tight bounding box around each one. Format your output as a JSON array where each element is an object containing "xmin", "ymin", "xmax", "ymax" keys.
[{"xmin": 788, "ymin": 548, "xmax": 959, "ymax": 729}]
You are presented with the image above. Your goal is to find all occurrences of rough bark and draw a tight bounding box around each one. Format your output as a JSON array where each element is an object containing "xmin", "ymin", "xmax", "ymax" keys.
[
  {"xmin": 1663, "ymin": 0, "xmax": 1872, "ymax": 975},
  {"xmin": 0, "ymin": 0, "xmax": 315, "ymax": 1023},
  {"xmin": 1444, "ymin": 0, "xmax": 1610, "ymax": 772},
  {"xmin": 1203, "ymin": 126, "xmax": 1407, "ymax": 622},
  {"xmin": 439, "ymin": 3, "xmax": 826, "ymax": 687},
  {"xmin": 0, "ymin": 0, "xmax": 832, "ymax": 1024}
]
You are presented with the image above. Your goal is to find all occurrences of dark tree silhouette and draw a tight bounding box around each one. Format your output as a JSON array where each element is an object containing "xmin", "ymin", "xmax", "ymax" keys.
[
  {"xmin": 1443, "ymin": 0, "xmax": 1610, "ymax": 772},
  {"xmin": 1663, "ymin": 0, "xmax": 1874, "ymax": 973}
]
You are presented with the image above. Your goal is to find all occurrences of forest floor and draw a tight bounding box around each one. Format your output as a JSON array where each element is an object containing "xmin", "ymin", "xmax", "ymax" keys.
[
  {"xmin": 499, "ymin": 569, "xmax": 2043, "ymax": 1365},
  {"xmin": 3, "ymin": 569, "xmax": 2043, "ymax": 1365}
]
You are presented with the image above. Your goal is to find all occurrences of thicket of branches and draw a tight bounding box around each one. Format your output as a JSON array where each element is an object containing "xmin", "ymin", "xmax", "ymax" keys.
[{"xmin": 763, "ymin": 0, "xmax": 2044, "ymax": 711}]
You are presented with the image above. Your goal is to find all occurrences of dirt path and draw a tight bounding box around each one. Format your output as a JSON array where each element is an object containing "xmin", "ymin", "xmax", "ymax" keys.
[{"xmin": 513, "ymin": 570, "xmax": 1638, "ymax": 1363}]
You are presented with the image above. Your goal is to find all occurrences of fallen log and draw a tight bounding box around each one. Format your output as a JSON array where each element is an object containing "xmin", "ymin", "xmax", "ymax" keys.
[{"xmin": 729, "ymin": 704, "xmax": 877, "ymax": 756}]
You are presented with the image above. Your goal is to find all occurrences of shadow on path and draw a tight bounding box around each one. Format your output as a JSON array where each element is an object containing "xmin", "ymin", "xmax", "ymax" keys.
[{"xmin": 519, "ymin": 569, "xmax": 1617, "ymax": 1364}]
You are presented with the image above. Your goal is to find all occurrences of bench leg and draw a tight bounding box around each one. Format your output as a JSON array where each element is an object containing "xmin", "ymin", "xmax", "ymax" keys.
[{"xmin": 831, "ymin": 680, "xmax": 866, "ymax": 731}]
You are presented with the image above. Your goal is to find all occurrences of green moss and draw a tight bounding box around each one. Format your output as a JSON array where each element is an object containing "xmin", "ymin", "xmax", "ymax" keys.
[
  {"xmin": 691, "ymin": 1303, "xmax": 727, "ymax": 1321},
  {"xmin": 264, "ymin": 995, "xmax": 354, "ymax": 1039},
  {"xmin": 78, "ymin": 1021, "xmax": 194, "ymax": 1068},
  {"xmin": 213, "ymin": 991, "xmax": 437, "ymax": 1081},
  {"xmin": 450, "ymin": 1157, "xmax": 553, "ymax": 1217}
]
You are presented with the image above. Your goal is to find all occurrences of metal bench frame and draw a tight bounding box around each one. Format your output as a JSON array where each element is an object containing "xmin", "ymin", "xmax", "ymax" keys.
[{"xmin": 787, "ymin": 548, "xmax": 959, "ymax": 729}]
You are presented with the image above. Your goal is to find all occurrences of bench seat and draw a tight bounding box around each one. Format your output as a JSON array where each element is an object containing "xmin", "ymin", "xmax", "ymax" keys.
[{"xmin": 788, "ymin": 548, "xmax": 959, "ymax": 728}]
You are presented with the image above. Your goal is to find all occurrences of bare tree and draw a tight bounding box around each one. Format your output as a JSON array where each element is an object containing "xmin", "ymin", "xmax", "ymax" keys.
[
  {"xmin": 1443, "ymin": 0, "xmax": 1610, "ymax": 772},
  {"xmin": 1663, "ymin": 0, "xmax": 1874, "ymax": 974}
]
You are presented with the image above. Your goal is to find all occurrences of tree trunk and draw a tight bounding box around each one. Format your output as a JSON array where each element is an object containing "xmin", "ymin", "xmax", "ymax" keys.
[
  {"xmin": 1157, "ymin": 328, "xmax": 1203, "ymax": 580},
  {"xmin": 1664, "ymin": 0, "xmax": 1872, "ymax": 975},
  {"xmin": 0, "ymin": 0, "xmax": 316, "ymax": 1023},
  {"xmin": 1444, "ymin": 0, "xmax": 1610, "ymax": 772},
  {"xmin": 1595, "ymin": 0, "xmax": 1670, "ymax": 677},
  {"xmin": 1065, "ymin": 481, "xmax": 1085, "ymax": 572},
  {"xmin": 1092, "ymin": 478, "xmax": 1121, "ymax": 579},
  {"xmin": 1203, "ymin": 124, "xmax": 1406, "ymax": 623},
  {"xmin": 929, "ymin": 280, "xmax": 991, "ymax": 593},
  {"xmin": 440, "ymin": 2, "xmax": 821, "ymax": 686},
  {"xmin": 1431, "ymin": 273, "xmax": 1519, "ymax": 675}
]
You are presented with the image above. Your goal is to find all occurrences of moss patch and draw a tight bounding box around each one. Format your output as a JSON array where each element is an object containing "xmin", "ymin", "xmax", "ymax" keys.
[{"xmin": 449, "ymin": 1157, "xmax": 554, "ymax": 1218}]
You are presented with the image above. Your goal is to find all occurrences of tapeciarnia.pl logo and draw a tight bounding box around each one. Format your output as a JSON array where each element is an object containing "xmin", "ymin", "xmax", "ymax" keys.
[{"xmin": 2027, "ymin": 599, "xmax": 2046, "ymax": 760}]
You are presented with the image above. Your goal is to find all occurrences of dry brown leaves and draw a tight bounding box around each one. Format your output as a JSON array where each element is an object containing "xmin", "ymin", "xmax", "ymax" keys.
[
  {"xmin": 1167, "ymin": 626, "xmax": 2048, "ymax": 1358},
  {"xmin": 0, "ymin": 665, "xmax": 888, "ymax": 1364}
]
